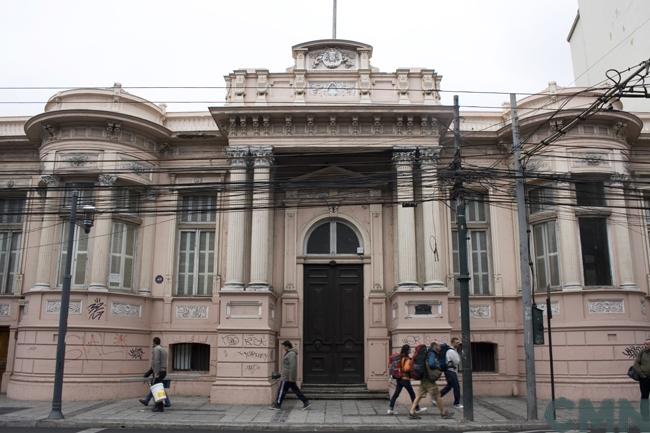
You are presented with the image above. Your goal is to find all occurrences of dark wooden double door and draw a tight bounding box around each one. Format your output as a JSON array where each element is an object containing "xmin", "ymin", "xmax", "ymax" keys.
[{"xmin": 303, "ymin": 264, "xmax": 364, "ymax": 384}]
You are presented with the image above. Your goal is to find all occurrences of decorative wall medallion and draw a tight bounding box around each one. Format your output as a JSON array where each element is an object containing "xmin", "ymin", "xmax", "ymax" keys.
[
  {"xmin": 310, "ymin": 48, "xmax": 354, "ymax": 69},
  {"xmin": 469, "ymin": 304, "xmax": 491, "ymax": 318},
  {"xmin": 111, "ymin": 302, "xmax": 142, "ymax": 317},
  {"xmin": 588, "ymin": 299, "xmax": 624, "ymax": 314},
  {"xmin": 308, "ymin": 81, "xmax": 356, "ymax": 97},
  {"xmin": 175, "ymin": 304, "xmax": 208, "ymax": 319},
  {"xmin": 0, "ymin": 304, "xmax": 10, "ymax": 316},
  {"xmin": 46, "ymin": 300, "xmax": 82, "ymax": 314}
]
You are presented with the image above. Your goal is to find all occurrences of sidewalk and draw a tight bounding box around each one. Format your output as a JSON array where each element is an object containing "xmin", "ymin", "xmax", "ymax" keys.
[{"xmin": 0, "ymin": 395, "xmax": 560, "ymax": 431}]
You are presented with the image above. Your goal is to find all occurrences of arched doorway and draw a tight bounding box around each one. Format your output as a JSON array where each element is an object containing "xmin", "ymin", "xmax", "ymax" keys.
[{"xmin": 302, "ymin": 219, "xmax": 364, "ymax": 384}]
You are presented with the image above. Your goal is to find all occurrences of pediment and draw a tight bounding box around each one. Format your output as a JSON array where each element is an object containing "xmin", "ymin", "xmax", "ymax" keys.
[{"xmin": 289, "ymin": 165, "xmax": 364, "ymax": 183}]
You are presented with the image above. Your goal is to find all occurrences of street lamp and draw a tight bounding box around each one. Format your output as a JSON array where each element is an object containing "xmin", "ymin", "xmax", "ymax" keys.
[{"xmin": 48, "ymin": 190, "xmax": 95, "ymax": 420}]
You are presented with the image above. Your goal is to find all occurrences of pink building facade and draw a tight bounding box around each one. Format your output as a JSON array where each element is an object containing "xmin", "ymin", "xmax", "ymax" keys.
[{"xmin": 0, "ymin": 40, "xmax": 648, "ymax": 403}]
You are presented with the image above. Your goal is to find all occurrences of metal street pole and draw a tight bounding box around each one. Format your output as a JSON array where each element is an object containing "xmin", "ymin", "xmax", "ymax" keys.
[
  {"xmin": 48, "ymin": 190, "xmax": 78, "ymax": 420},
  {"xmin": 332, "ymin": 0, "xmax": 337, "ymax": 39},
  {"xmin": 452, "ymin": 95, "xmax": 474, "ymax": 421},
  {"xmin": 546, "ymin": 284, "xmax": 556, "ymax": 420},
  {"xmin": 510, "ymin": 93, "xmax": 537, "ymax": 420}
]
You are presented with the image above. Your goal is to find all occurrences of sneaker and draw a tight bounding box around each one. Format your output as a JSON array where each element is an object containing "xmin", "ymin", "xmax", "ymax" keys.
[
  {"xmin": 302, "ymin": 402, "xmax": 311, "ymax": 410},
  {"xmin": 453, "ymin": 404, "xmax": 463, "ymax": 409},
  {"xmin": 151, "ymin": 406, "xmax": 164, "ymax": 412},
  {"xmin": 386, "ymin": 409, "xmax": 396, "ymax": 415},
  {"xmin": 138, "ymin": 399, "xmax": 149, "ymax": 406},
  {"xmin": 269, "ymin": 403, "xmax": 281, "ymax": 410},
  {"xmin": 408, "ymin": 412, "xmax": 421, "ymax": 420},
  {"xmin": 415, "ymin": 407, "xmax": 427, "ymax": 413}
]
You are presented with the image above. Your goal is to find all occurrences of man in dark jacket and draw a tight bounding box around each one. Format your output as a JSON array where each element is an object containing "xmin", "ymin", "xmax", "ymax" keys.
[{"xmin": 270, "ymin": 340, "xmax": 311, "ymax": 410}]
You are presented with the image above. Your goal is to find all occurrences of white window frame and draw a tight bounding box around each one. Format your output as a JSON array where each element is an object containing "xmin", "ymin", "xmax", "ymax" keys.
[
  {"xmin": 451, "ymin": 193, "xmax": 492, "ymax": 296},
  {"xmin": 109, "ymin": 221, "xmax": 137, "ymax": 290},
  {"xmin": 0, "ymin": 231, "xmax": 21, "ymax": 294},
  {"xmin": 176, "ymin": 195, "xmax": 216, "ymax": 296},
  {"xmin": 531, "ymin": 220, "xmax": 560, "ymax": 291},
  {"xmin": 58, "ymin": 222, "xmax": 90, "ymax": 287}
]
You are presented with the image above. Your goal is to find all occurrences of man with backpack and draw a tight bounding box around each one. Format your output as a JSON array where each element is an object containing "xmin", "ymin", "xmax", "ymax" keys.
[
  {"xmin": 408, "ymin": 342, "xmax": 452, "ymax": 419},
  {"xmin": 387, "ymin": 344, "xmax": 426, "ymax": 415},
  {"xmin": 440, "ymin": 337, "xmax": 462, "ymax": 409}
]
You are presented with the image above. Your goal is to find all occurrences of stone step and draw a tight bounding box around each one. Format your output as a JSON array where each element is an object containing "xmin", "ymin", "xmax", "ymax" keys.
[{"xmin": 287, "ymin": 384, "xmax": 388, "ymax": 400}]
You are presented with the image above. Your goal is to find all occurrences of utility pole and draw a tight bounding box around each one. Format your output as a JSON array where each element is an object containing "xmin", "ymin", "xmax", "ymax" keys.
[
  {"xmin": 510, "ymin": 93, "xmax": 537, "ymax": 420},
  {"xmin": 452, "ymin": 95, "xmax": 474, "ymax": 421},
  {"xmin": 547, "ymin": 284, "xmax": 556, "ymax": 420}
]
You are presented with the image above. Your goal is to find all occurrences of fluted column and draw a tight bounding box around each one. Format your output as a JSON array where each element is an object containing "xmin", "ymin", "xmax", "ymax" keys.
[
  {"xmin": 420, "ymin": 147, "xmax": 445, "ymax": 289},
  {"xmin": 31, "ymin": 175, "xmax": 59, "ymax": 291},
  {"xmin": 89, "ymin": 174, "xmax": 116, "ymax": 292},
  {"xmin": 223, "ymin": 147, "xmax": 249, "ymax": 290},
  {"xmin": 248, "ymin": 146, "xmax": 273, "ymax": 291},
  {"xmin": 556, "ymin": 182, "xmax": 582, "ymax": 290},
  {"xmin": 393, "ymin": 148, "xmax": 419, "ymax": 289},
  {"xmin": 609, "ymin": 177, "xmax": 637, "ymax": 289}
]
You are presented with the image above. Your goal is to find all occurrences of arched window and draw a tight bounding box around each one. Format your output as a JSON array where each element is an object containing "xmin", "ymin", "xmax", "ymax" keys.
[{"xmin": 306, "ymin": 220, "xmax": 361, "ymax": 255}]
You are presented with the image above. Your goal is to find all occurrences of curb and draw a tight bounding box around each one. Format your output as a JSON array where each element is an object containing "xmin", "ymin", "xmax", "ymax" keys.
[{"xmin": 0, "ymin": 418, "xmax": 552, "ymax": 431}]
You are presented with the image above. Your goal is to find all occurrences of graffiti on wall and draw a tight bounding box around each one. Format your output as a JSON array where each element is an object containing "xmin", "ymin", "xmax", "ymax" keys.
[{"xmin": 88, "ymin": 298, "xmax": 105, "ymax": 320}]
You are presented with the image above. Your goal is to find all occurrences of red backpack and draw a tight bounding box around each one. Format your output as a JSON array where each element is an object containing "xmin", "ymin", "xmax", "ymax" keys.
[
  {"xmin": 410, "ymin": 344, "xmax": 428, "ymax": 380},
  {"xmin": 388, "ymin": 352, "xmax": 403, "ymax": 379}
]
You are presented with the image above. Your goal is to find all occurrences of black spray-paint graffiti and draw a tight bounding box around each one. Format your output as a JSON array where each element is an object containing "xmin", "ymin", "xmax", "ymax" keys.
[
  {"xmin": 128, "ymin": 347, "xmax": 145, "ymax": 360},
  {"xmin": 623, "ymin": 345, "xmax": 644, "ymax": 359},
  {"xmin": 88, "ymin": 298, "xmax": 105, "ymax": 320}
]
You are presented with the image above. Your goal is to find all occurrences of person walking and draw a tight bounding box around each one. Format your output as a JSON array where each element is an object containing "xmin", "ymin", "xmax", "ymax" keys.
[
  {"xmin": 440, "ymin": 337, "xmax": 462, "ymax": 409},
  {"xmin": 138, "ymin": 337, "xmax": 168, "ymax": 413},
  {"xmin": 387, "ymin": 344, "xmax": 426, "ymax": 415},
  {"xmin": 270, "ymin": 340, "xmax": 311, "ymax": 410},
  {"xmin": 633, "ymin": 337, "xmax": 650, "ymax": 420},
  {"xmin": 409, "ymin": 342, "xmax": 451, "ymax": 420}
]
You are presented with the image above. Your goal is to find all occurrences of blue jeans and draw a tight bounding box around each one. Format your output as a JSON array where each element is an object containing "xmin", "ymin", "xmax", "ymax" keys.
[
  {"xmin": 275, "ymin": 380, "xmax": 308, "ymax": 407},
  {"xmin": 440, "ymin": 369, "xmax": 460, "ymax": 405},
  {"xmin": 144, "ymin": 373, "xmax": 171, "ymax": 407},
  {"xmin": 389, "ymin": 379, "xmax": 420, "ymax": 410}
]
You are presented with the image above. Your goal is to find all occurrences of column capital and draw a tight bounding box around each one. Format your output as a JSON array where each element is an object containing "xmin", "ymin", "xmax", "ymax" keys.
[
  {"xmin": 392, "ymin": 147, "xmax": 417, "ymax": 164},
  {"xmin": 39, "ymin": 175, "xmax": 59, "ymax": 188},
  {"xmin": 226, "ymin": 146, "xmax": 249, "ymax": 168},
  {"xmin": 250, "ymin": 146, "xmax": 274, "ymax": 167},
  {"xmin": 419, "ymin": 146, "xmax": 441, "ymax": 163}
]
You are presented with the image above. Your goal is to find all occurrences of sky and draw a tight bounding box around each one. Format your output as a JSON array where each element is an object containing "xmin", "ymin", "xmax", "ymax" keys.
[{"xmin": 0, "ymin": 0, "xmax": 580, "ymax": 116}]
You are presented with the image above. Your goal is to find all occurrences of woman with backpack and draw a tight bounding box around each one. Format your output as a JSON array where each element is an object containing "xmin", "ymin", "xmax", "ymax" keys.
[{"xmin": 387, "ymin": 344, "xmax": 426, "ymax": 415}]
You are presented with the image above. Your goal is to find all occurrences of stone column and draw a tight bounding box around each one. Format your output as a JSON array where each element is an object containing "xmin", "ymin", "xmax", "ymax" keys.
[
  {"xmin": 556, "ymin": 182, "xmax": 582, "ymax": 290},
  {"xmin": 89, "ymin": 174, "xmax": 116, "ymax": 292},
  {"xmin": 609, "ymin": 177, "xmax": 637, "ymax": 289},
  {"xmin": 248, "ymin": 146, "xmax": 273, "ymax": 290},
  {"xmin": 137, "ymin": 190, "xmax": 157, "ymax": 295},
  {"xmin": 420, "ymin": 147, "xmax": 445, "ymax": 289},
  {"xmin": 393, "ymin": 148, "xmax": 419, "ymax": 289},
  {"xmin": 223, "ymin": 147, "xmax": 249, "ymax": 290},
  {"xmin": 31, "ymin": 175, "xmax": 59, "ymax": 291}
]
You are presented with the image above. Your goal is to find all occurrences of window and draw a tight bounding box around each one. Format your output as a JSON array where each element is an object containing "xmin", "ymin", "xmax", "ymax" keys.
[
  {"xmin": 528, "ymin": 185, "xmax": 554, "ymax": 214},
  {"xmin": 305, "ymin": 220, "xmax": 361, "ymax": 255},
  {"xmin": 176, "ymin": 195, "xmax": 216, "ymax": 296},
  {"xmin": 532, "ymin": 221, "xmax": 560, "ymax": 291},
  {"xmin": 109, "ymin": 222, "xmax": 136, "ymax": 290},
  {"xmin": 451, "ymin": 194, "xmax": 491, "ymax": 295},
  {"xmin": 471, "ymin": 342, "xmax": 497, "ymax": 372},
  {"xmin": 58, "ymin": 222, "xmax": 90, "ymax": 287},
  {"xmin": 63, "ymin": 182, "xmax": 95, "ymax": 208},
  {"xmin": 575, "ymin": 181, "xmax": 605, "ymax": 207},
  {"xmin": 579, "ymin": 217, "xmax": 611, "ymax": 286},
  {"xmin": 113, "ymin": 188, "xmax": 140, "ymax": 214},
  {"xmin": 0, "ymin": 197, "xmax": 24, "ymax": 294},
  {"xmin": 172, "ymin": 343, "xmax": 210, "ymax": 371}
]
